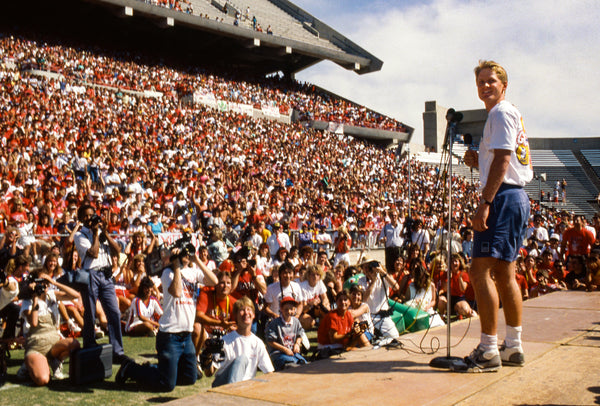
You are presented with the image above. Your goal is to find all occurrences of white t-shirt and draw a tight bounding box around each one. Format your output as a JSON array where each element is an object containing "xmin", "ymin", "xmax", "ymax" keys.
[
  {"xmin": 264, "ymin": 281, "xmax": 304, "ymax": 316},
  {"xmin": 0, "ymin": 276, "xmax": 19, "ymax": 310},
  {"xmin": 215, "ymin": 331, "xmax": 274, "ymax": 382},
  {"xmin": 126, "ymin": 296, "xmax": 163, "ymax": 331},
  {"xmin": 20, "ymin": 290, "xmax": 60, "ymax": 335},
  {"xmin": 159, "ymin": 266, "xmax": 206, "ymax": 333},
  {"xmin": 478, "ymin": 100, "xmax": 533, "ymax": 189},
  {"xmin": 299, "ymin": 279, "xmax": 327, "ymax": 302},
  {"xmin": 358, "ymin": 275, "xmax": 390, "ymax": 314}
]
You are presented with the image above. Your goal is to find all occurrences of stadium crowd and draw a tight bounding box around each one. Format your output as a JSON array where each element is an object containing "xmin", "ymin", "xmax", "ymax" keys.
[
  {"xmin": 1, "ymin": 33, "xmax": 407, "ymax": 131},
  {"xmin": 0, "ymin": 31, "xmax": 599, "ymax": 387}
]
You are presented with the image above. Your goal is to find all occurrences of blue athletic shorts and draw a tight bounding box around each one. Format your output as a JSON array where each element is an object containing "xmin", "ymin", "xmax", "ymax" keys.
[{"xmin": 472, "ymin": 183, "xmax": 530, "ymax": 262}]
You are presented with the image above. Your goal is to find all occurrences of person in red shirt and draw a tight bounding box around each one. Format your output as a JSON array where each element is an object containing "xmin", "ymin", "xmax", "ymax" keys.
[
  {"xmin": 317, "ymin": 290, "xmax": 370, "ymax": 351},
  {"xmin": 437, "ymin": 254, "xmax": 477, "ymax": 319},
  {"xmin": 195, "ymin": 271, "xmax": 237, "ymax": 358},
  {"xmin": 561, "ymin": 215, "xmax": 595, "ymax": 259}
]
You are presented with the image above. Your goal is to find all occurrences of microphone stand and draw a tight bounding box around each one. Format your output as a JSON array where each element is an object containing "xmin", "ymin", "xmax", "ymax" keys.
[{"xmin": 430, "ymin": 109, "xmax": 463, "ymax": 369}]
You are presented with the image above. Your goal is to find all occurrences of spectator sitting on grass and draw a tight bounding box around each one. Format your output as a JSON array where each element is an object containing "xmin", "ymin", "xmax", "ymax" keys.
[
  {"xmin": 204, "ymin": 296, "xmax": 274, "ymax": 387},
  {"xmin": 265, "ymin": 296, "xmax": 307, "ymax": 370}
]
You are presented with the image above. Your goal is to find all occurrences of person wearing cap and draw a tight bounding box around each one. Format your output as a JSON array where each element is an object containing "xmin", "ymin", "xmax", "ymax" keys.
[
  {"xmin": 205, "ymin": 296, "xmax": 274, "ymax": 387},
  {"xmin": 266, "ymin": 222, "xmax": 291, "ymax": 259},
  {"xmin": 542, "ymin": 233, "xmax": 562, "ymax": 262},
  {"xmin": 264, "ymin": 296, "xmax": 307, "ymax": 370}
]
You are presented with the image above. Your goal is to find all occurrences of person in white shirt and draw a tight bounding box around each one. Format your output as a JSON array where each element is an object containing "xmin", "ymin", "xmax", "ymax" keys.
[
  {"xmin": 204, "ymin": 295, "xmax": 274, "ymax": 387},
  {"xmin": 357, "ymin": 257, "xmax": 400, "ymax": 340},
  {"xmin": 116, "ymin": 246, "xmax": 217, "ymax": 391},
  {"xmin": 264, "ymin": 262, "xmax": 305, "ymax": 320},
  {"xmin": 266, "ymin": 222, "xmax": 291, "ymax": 258}
]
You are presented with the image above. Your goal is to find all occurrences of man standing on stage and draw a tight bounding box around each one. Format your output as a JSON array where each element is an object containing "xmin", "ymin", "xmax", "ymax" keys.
[{"xmin": 455, "ymin": 60, "xmax": 533, "ymax": 373}]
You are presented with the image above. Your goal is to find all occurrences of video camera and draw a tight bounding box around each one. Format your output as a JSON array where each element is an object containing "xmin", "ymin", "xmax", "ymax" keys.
[
  {"xmin": 89, "ymin": 214, "xmax": 103, "ymax": 228},
  {"xmin": 145, "ymin": 232, "xmax": 196, "ymax": 277},
  {"xmin": 200, "ymin": 329, "xmax": 226, "ymax": 369},
  {"xmin": 19, "ymin": 275, "xmax": 49, "ymax": 300}
]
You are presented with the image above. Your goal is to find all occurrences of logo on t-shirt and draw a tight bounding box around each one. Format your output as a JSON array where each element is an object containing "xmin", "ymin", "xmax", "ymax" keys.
[{"xmin": 515, "ymin": 117, "xmax": 531, "ymax": 167}]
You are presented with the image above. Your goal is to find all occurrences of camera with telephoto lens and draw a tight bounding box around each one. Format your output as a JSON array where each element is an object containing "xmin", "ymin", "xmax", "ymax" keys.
[
  {"xmin": 200, "ymin": 329, "xmax": 226, "ymax": 368},
  {"xmin": 89, "ymin": 214, "xmax": 102, "ymax": 227},
  {"xmin": 33, "ymin": 278, "xmax": 48, "ymax": 296},
  {"xmin": 19, "ymin": 275, "xmax": 48, "ymax": 300},
  {"xmin": 367, "ymin": 260, "xmax": 380, "ymax": 270}
]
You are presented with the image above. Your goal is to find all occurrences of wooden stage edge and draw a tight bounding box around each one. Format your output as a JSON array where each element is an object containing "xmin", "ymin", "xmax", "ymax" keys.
[{"xmin": 167, "ymin": 291, "xmax": 600, "ymax": 406}]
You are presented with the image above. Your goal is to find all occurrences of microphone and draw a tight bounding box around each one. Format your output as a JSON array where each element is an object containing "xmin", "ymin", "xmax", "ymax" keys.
[{"xmin": 446, "ymin": 108, "xmax": 463, "ymax": 123}]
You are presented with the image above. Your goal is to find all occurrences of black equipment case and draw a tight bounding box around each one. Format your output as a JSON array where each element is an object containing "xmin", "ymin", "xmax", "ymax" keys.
[{"xmin": 70, "ymin": 343, "xmax": 113, "ymax": 384}]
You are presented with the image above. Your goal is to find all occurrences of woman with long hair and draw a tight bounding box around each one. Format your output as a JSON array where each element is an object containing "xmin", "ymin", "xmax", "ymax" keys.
[
  {"xmin": 124, "ymin": 276, "xmax": 162, "ymax": 336},
  {"xmin": 19, "ymin": 271, "xmax": 80, "ymax": 385}
]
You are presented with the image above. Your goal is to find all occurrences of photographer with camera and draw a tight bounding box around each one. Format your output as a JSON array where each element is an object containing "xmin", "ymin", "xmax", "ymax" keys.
[
  {"xmin": 357, "ymin": 257, "xmax": 401, "ymax": 341},
  {"xmin": 19, "ymin": 271, "xmax": 81, "ymax": 385},
  {"xmin": 317, "ymin": 289, "xmax": 370, "ymax": 352},
  {"xmin": 116, "ymin": 244, "xmax": 205, "ymax": 390},
  {"xmin": 202, "ymin": 296, "xmax": 273, "ymax": 387},
  {"xmin": 194, "ymin": 271, "xmax": 237, "ymax": 366},
  {"xmin": 73, "ymin": 204, "xmax": 126, "ymax": 363}
]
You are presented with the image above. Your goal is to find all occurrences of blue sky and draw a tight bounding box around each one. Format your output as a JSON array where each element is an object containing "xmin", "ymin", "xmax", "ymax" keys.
[{"xmin": 292, "ymin": 0, "xmax": 600, "ymax": 145}]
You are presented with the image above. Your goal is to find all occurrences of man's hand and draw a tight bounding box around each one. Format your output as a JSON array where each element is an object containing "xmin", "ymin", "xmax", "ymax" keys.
[
  {"xmin": 464, "ymin": 150, "xmax": 479, "ymax": 169},
  {"xmin": 472, "ymin": 202, "xmax": 490, "ymax": 232}
]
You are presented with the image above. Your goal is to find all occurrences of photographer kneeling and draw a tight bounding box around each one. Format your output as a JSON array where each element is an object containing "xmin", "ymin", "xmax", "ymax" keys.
[
  {"xmin": 202, "ymin": 296, "xmax": 274, "ymax": 387},
  {"xmin": 117, "ymin": 245, "xmax": 213, "ymax": 391},
  {"xmin": 20, "ymin": 271, "xmax": 80, "ymax": 385}
]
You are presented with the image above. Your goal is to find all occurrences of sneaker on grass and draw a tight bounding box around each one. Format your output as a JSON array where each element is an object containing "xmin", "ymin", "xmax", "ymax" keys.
[
  {"xmin": 499, "ymin": 343, "xmax": 525, "ymax": 366},
  {"xmin": 49, "ymin": 357, "xmax": 64, "ymax": 380},
  {"xmin": 450, "ymin": 344, "xmax": 501, "ymax": 373}
]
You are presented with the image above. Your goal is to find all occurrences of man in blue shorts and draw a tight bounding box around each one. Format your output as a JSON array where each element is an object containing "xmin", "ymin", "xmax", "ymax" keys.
[{"xmin": 454, "ymin": 60, "xmax": 533, "ymax": 373}]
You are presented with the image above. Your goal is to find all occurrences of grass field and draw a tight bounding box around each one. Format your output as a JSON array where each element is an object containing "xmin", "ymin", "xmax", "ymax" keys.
[{"xmin": 1, "ymin": 335, "xmax": 215, "ymax": 406}]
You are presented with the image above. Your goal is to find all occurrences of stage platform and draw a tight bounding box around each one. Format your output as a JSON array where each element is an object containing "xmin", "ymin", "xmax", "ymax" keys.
[{"xmin": 168, "ymin": 291, "xmax": 600, "ymax": 406}]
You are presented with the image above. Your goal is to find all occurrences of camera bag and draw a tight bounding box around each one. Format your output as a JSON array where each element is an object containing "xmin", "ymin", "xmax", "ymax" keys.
[{"xmin": 70, "ymin": 343, "xmax": 113, "ymax": 384}]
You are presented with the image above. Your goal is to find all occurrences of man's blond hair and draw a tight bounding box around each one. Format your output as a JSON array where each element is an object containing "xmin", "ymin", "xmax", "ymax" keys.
[{"xmin": 474, "ymin": 60, "xmax": 508, "ymax": 86}]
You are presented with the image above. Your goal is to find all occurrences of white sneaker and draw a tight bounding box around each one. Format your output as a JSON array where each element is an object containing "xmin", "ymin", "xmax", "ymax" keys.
[
  {"xmin": 95, "ymin": 326, "xmax": 105, "ymax": 339},
  {"xmin": 49, "ymin": 357, "xmax": 64, "ymax": 380},
  {"xmin": 499, "ymin": 343, "xmax": 525, "ymax": 366},
  {"xmin": 68, "ymin": 319, "xmax": 82, "ymax": 333}
]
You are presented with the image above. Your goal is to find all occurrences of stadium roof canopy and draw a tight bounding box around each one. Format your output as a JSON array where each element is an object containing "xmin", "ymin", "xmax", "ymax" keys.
[{"xmin": 1, "ymin": 0, "xmax": 382, "ymax": 77}]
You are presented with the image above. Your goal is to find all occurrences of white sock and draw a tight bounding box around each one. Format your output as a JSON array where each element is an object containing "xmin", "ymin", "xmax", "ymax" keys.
[
  {"xmin": 480, "ymin": 333, "xmax": 498, "ymax": 353},
  {"xmin": 504, "ymin": 325, "xmax": 522, "ymax": 348}
]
